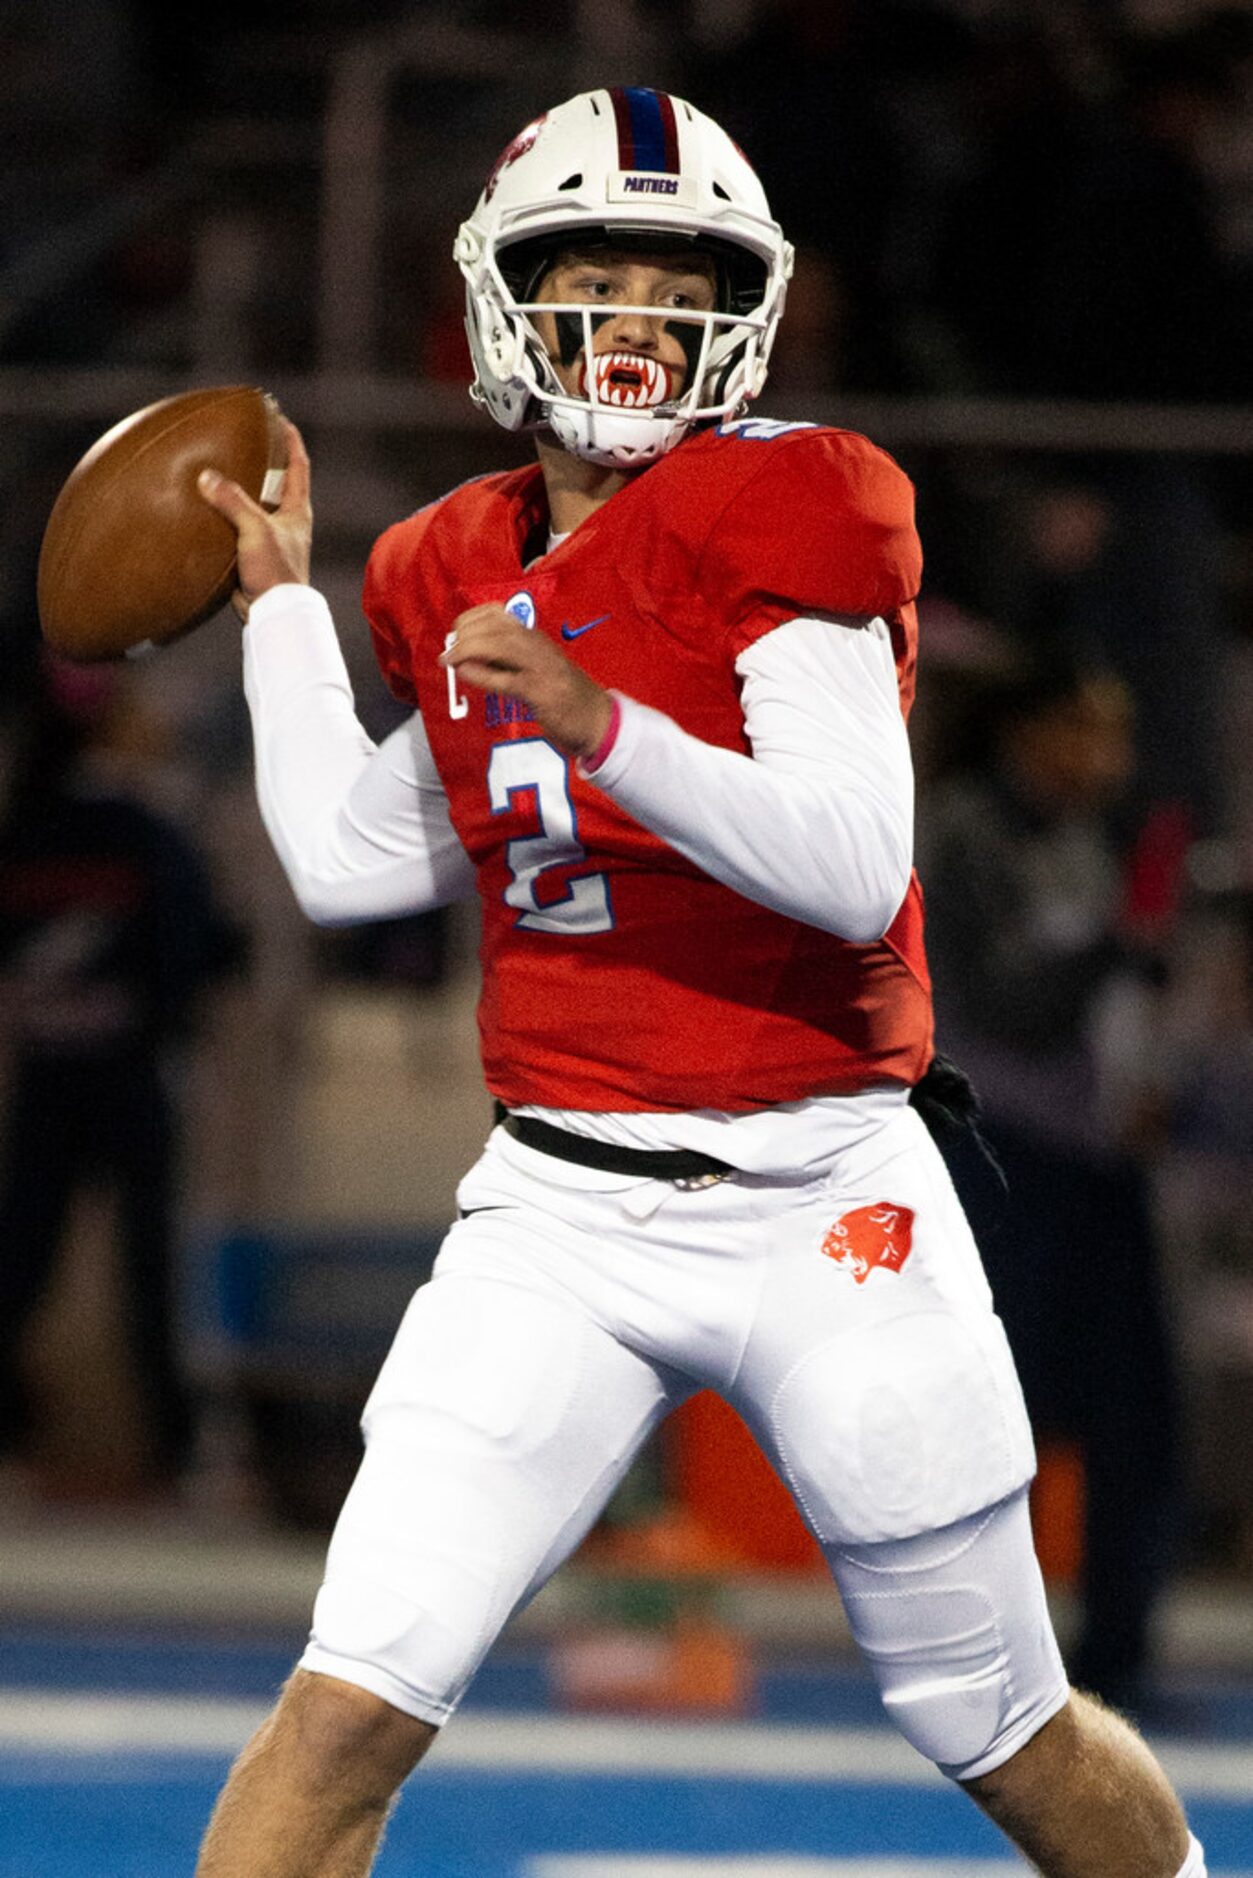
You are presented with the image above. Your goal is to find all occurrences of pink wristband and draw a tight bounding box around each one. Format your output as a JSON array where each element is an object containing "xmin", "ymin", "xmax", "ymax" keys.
[{"xmin": 581, "ymin": 693, "xmax": 622, "ymax": 773}]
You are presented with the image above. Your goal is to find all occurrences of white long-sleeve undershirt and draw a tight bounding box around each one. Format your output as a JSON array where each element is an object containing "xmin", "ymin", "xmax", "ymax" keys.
[
  {"xmin": 242, "ymin": 583, "xmax": 914, "ymax": 942},
  {"xmin": 588, "ymin": 613, "xmax": 913, "ymax": 941},
  {"xmin": 243, "ymin": 588, "xmax": 475, "ymax": 925}
]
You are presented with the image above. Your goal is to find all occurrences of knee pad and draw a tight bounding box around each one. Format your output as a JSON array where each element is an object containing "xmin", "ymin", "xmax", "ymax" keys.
[
  {"xmin": 844, "ymin": 1575, "xmax": 1014, "ymax": 1773},
  {"xmin": 831, "ymin": 1490, "xmax": 1069, "ymax": 1780}
]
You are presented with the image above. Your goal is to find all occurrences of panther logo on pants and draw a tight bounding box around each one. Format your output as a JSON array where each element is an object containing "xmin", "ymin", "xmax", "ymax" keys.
[{"xmin": 820, "ymin": 1203, "xmax": 915, "ymax": 1283}]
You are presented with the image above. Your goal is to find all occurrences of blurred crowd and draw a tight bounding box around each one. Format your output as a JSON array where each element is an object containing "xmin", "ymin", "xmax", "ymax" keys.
[{"xmin": 1, "ymin": 0, "xmax": 1251, "ymax": 1697}]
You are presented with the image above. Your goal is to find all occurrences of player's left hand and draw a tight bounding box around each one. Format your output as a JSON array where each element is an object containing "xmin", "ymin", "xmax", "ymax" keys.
[{"xmin": 440, "ymin": 604, "xmax": 614, "ymax": 759}]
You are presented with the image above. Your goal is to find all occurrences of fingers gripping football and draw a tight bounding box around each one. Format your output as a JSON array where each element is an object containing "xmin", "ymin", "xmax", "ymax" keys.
[
  {"xmin": 198, "ymin": 418, "xmax": 313, "ymax": 618},
  {"xmin": 440, "ymin": 605, "xmax": 613, "ymax": 759}
]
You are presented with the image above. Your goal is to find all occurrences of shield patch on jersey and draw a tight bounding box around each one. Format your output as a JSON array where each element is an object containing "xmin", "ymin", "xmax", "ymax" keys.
[
  {"xmin": 503, "ymin": 590, "xmax": 537, "ymax": 629},
  {"xmin": 820, "ymin": 1203, "xmax": 915, "ymax": 1284}
]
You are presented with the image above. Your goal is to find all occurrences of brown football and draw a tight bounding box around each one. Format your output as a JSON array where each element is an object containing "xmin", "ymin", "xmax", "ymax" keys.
[{"xmin": 38, "ymin": 385, "xmax": 287, "ymax": 661}]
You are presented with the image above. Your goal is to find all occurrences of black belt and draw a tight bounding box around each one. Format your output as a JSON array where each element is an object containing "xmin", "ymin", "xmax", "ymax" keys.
[{"xmin": 495, "ymin": 1106, "xmax": 735, "ymax": 1182}]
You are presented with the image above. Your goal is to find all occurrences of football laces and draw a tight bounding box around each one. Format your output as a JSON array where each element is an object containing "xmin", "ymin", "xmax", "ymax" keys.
[{"xmin": 580, "ymin": 351, "xmax": 675, "ymax": 409}]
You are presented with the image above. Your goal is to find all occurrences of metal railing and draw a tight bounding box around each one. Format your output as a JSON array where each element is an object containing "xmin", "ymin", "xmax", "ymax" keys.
[{"xmin": 5, "ymin": 363, "xmax": 1250, "ymax": 455}]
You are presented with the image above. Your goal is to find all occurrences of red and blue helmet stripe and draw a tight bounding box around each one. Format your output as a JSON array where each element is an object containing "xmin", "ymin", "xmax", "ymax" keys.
[{"xmin": 608, "ymin": 87, "xmax": 680, "ymax": 173}]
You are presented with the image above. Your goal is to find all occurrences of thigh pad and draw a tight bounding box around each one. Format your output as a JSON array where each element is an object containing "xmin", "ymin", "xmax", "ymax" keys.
[{"xmin": 770, "ymin": 1307, "xmax": 1035, "ymax": 1545}]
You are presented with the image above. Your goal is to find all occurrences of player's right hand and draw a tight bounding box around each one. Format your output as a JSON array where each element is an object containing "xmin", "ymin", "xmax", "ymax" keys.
[{"xmin": 198, "ymin": 418, "xmax": 312, "ymax": 620}]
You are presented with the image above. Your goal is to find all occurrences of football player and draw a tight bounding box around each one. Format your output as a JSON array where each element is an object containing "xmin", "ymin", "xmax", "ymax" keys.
[{"xmin": 195, "ymin": 89, "xmax": 1206, "ymax": 1878}]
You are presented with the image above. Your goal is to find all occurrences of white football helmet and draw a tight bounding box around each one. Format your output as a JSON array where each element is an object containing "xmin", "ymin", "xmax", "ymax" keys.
[{"xmin": 454, "ymin": 88, "xmax": 794, "ymax": 468}]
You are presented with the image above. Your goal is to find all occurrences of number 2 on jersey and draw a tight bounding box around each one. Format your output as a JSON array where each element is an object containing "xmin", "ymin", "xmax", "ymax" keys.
[{"xmin": 487, "ymin": 739, "xmax": 613, "ymax": 935}]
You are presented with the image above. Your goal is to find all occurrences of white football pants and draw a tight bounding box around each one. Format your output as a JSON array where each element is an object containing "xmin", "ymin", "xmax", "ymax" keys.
[{"xmin": 301, "ymin": 1103, "xmax": 1068, "ymax": 1778}]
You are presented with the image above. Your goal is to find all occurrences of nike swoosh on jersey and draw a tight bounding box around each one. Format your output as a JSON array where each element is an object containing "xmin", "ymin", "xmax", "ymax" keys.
[{"xmin": 560, "ymin": 613, "xmax": 611, "ymax": 640}]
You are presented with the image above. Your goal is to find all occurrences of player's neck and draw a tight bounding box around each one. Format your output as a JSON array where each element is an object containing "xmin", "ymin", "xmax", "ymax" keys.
[{"xmin": 536, "ymin": 437, "xmax": 639, "ymax": 534}]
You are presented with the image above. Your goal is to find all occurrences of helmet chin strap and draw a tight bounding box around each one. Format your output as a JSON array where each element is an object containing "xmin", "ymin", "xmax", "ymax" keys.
[{"xmin": 547, "ymin": 401, "xmax": 688, "ymax": 468}]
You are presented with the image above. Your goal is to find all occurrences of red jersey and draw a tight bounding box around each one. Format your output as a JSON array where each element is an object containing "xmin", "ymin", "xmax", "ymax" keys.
[{"xmin": 365, "ymin": 418, "xmax": 933, "ymax": 1111}]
